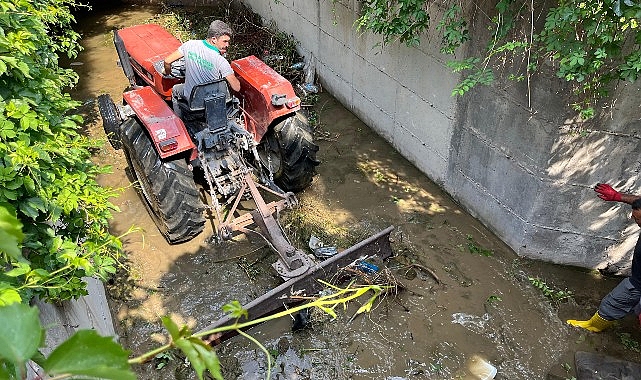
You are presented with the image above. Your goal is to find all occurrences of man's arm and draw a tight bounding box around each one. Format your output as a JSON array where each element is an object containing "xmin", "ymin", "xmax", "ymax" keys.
[
  {"xmin": 163, "ymin": 50, "xmax": 184, "ymax": 75},
  {"xmin": 225, "ymin": 73, "xmax": 240, "ymax": 92},
  {"xmin": 595, "ymin": 183, "xmax": 641, "ymax": 204}
]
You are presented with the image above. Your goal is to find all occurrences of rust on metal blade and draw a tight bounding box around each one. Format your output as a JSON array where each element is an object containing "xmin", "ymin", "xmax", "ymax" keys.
[{"xmin": 198, "ymin": 225, "xmax": 394, "ymax": 344}]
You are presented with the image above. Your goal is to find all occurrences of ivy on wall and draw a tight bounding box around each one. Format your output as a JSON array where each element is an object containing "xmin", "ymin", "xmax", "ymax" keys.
[{"xmin": 354, "ymin": 0, "xmax": 641, "ymax": 118}]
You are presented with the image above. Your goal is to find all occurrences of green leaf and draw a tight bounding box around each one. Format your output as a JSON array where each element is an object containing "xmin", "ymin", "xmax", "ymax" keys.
[
  {"xmin": 174, "ymin": 337, "xmax": 223, "ymax": 380},
  {"xmin": 4, "ymin": 262, "xmax": 30, "ymax": 277},
  {"xmin": 222, "ymin": 300, "xmax": 248, "ymax": 320},
  {"xmin": 0, "ymin": 287, "xmax": 22, "ymax": 306},
  {"xmin": 162, "ymin": 316, "xmax": 181, "ymax": 341},
  {"xmin": 317, "ymin": 305, "xmax": 337, "ymax": 318},
  {"xmin": 0, "ymin": 303, "xmax": 43, "ymax": 365},
  {"xmin": 175, "ymin": 338, "xmax": 205, "ymax": 379},
  {"xmin": 43, "ymin": 330, "xmax": 134, "ymax": 380},
  {"xmin": 193, "ymin": 342, "xmax": 222, "ymax": 380},
  {"xmin": 0, "ymin": 203, "xmax": 24, "ymax": 260}
]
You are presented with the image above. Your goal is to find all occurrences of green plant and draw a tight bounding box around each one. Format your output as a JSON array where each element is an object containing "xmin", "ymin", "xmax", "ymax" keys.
[
  {"xmin": 354, "ymin": 0, "xmax": 430, "ymax": 47},
  {"xmin": 349, "ymin": 0, "xmax": 641, "ymax": 118},
  {"xmin": 0, "ymin": 0, "xmax": 122, "ymax": 304},
  {"xmin": 486, "ymin": 294, "xmax": 502, "ymax": 304},
  {"xmin": 0, "ymin": 281, "xmax": 391, "ymax": 380},
  {"xmin": 0, "ymin": 303, "xmax": 134, "ymax": 380},
  {"xmin": 466, "ymin": 235, "xmax": 493, "ymax": 257},
  {"xmin": 153, "ymin": 351, "xmax": 176, "ymax": 370},
  {"xmin": 528, "ymin": 276, "xmax": 574, "ymax": 305},
  {"xmin": 618, "ymin": 332, "xmax": 641, "ymax": 352}
]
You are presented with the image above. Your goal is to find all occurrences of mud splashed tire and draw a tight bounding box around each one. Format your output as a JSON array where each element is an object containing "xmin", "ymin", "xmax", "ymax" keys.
[
  {"xmin": 120, "ymin": 118, "xmax": 205, "ymax": 244},
  {"xmin": 259, "ymin": 113, "xmax": 320, "ymax": 192}
]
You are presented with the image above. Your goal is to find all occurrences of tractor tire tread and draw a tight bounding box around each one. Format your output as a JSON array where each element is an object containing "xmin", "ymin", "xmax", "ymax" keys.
[
  {"xmin": 273, "ymin": 113, "xmax": 319, "ymax": 192},
  {"xmin": 120, "ymin": 118, "xmax": 205, "ymax": 243}
]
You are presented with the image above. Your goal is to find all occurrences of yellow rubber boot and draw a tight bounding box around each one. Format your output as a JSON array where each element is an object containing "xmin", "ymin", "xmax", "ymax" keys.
[{"xmin": 566, "ymin": 312, "xmax": 614, "ymax": 332}]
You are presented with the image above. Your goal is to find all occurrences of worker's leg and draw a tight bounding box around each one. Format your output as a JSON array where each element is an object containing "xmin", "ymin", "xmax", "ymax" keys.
[
  {"xmin": 567, "ymin": 278, "xmax": 641, "ymax": 332},
  {"xmin": 598, "ymin": 277, "xmax": 641, "ymax": 320}
]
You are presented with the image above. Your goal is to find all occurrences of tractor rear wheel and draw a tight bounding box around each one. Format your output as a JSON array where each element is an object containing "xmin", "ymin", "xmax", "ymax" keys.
[
  {"xmin": 259, "ymin": 113, "xmax": 320, "ymax": 192},
  {"xmin": 120, "ymin": 118, "xmax": 205, "ymax": 243}
]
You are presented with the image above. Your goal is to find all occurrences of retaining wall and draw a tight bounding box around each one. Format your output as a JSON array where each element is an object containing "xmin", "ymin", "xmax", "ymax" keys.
[
  {"xmin": 27, "ymin": 278, "xmax": 117, "ymax": 379},
  {"xmin": 238, "ymin": 0, "xmax": 641, "ymax": 273}
]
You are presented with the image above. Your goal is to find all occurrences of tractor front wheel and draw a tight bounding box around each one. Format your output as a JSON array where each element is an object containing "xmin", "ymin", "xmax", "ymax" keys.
[
  {"xmin": 120, "ymin": 118, "xmax": 205, "ymax": 244},
  {"xmin": 97, "ymin": 94, "xmax": 122, "ymax": 150},
  {"xmin": 259, "ymin": 113, "xmax": 320, "ymax": 192}
]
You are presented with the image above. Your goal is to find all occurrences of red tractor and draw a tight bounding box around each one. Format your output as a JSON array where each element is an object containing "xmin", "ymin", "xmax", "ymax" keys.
[{"xmin": 98, "ymin": 24, "xmax": 320, "ymax": 279}]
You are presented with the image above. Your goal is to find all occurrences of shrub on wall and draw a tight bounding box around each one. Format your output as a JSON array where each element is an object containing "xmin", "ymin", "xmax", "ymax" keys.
[{"xmin": 355, "ymin": 0, "xmax": 641, "ymax": 118}]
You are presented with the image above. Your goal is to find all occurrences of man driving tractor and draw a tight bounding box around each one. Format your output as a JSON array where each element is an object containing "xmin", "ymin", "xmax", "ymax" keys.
[{"xmin": 163, "ymin": 19, "xmax": 240, "ymax": 118}]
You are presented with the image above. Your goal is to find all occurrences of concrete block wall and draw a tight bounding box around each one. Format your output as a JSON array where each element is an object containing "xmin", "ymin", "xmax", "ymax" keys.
[
  {"xmin": 242, "ymin": 0, "xmax": 457, "ymax": 186},
  {"xmin": 239, "ymin": 0, "xmax": 641, "ymax": 272}
]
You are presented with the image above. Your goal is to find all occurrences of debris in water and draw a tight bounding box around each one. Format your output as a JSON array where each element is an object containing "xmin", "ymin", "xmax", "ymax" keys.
[
  {"xmin": 451, "ymin": 312, "xmax": 491, "ymax": 334},
  {"xmin": 356, "ymin": 260, "xmax": 379, "ymax": 274},
  {"xmin": 466, "ymin": 354, "xmax": 497, "ymax": 380},
  {"xmin": 308, "ymin": 234, "xmax": 338, "ymax": 258},
  {"xmin": 292, "ymin": 308, "xmax": 311, "ymax": 331}
]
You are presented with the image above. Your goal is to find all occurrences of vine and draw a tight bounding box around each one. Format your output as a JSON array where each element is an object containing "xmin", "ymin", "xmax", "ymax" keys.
[
  {"xmin": 355, "ymin": 0, "xmax": 431, "ymax": 47},
  {"xmin": 0, "ymin": 282, "xmax": 391, "ymax": 380},
  {"xmin": 355, "ymin": 0, "xmax": 641, "ymax": 118},
  {"xmin": 0, "ymin": 0, "xmax": 122, "ymax": 304}
]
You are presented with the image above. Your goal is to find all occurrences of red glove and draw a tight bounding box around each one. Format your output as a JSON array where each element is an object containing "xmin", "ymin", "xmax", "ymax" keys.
[{"xmin": 594, "ymin": 183, "xmax": 622, "ymax": 202}]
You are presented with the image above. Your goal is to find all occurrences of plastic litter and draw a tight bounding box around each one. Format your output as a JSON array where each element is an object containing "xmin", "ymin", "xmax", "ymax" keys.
[
  {"xmin": 308, "ymin": 235, "xmax": 338, "ymax": 258},
  {"xmin": 466, "ymin": 354, "xmax": 497, "ymax": 380},
  {"xmin": 290, "ymin": 62, "xmax": 305, "ymax": 70},
  {"xmin": 355, "ymin": 260, "xmax": 379, "ymax": 274},
  {"xmin": 302, "ymin": 83, "xmax": 319, "ymax": 93}
]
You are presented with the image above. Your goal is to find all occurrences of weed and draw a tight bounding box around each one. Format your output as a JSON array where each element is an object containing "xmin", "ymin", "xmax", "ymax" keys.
[
  {"xmin": 153, "ymin": 350, "xmax": 176, "ymax": 370},
  {"xmin": 528, "ymin": 277, "xmax": 574, "ymax": 305},
  {"xmin": 373, "ymin": 169, "xmax": 386, "ymax": 182},
  {"xmin": 466, "ymin": 235, "xmax": 493, "ymax": 257},
  {"xmin": 486, "ymin": 295, "xmax": 502, "ymax": 305},
  {"xmin": 306, "ymin": 109, "xmax": 320, "ymax": 127},
  {"xmin": 618, "ymin": 332, "xmax": 641, "ymax": 353},
  {"xmin": 429, "ymin": 362, "xmax": 442, "ymax": 372}
]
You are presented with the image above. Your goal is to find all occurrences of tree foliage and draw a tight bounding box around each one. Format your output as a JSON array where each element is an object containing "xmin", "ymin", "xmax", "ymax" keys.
[
  {"xmin": 0, "ymin": 0, "xmax": 121, "ymax": 304},
  {"xmin": 355, "ymin": 0, "xmax": 641, "ymax": 118}
]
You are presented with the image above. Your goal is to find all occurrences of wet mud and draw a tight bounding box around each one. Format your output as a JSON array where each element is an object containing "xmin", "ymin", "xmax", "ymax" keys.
[{"xmin": 71, "ymin": 4, "xmax": 641, "ymax": 379}]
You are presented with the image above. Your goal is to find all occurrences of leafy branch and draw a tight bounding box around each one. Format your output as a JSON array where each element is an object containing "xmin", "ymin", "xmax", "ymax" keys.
[
  {"xmin": 0, "ymin": 0, "xmax": 124, "ymax": 304},
  {"xmin": 352, "ymin": 0, "xmax": 641, "ymax": 118},
  {"xmin": 0, "ymin": 282, "xmax": 392, "ymax": 380}
]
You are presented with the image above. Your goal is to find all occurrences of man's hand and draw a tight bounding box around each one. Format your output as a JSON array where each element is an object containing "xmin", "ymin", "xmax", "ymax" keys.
[{"xmin": 594, "ymin": 183, "xmax": 622, "ymax": 202}]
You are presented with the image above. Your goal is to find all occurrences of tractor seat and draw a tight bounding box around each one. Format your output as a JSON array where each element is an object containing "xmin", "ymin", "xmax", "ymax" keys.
[
  {"xmin": 177, "ymin": 79, "xmax": 229, "ymax": 113},
  {"xmin": 176, "ymin": 79, "xmax": 229, "ymax": 129}
]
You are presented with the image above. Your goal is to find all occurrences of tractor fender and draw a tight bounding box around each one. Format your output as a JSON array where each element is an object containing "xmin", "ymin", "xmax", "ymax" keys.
[
  {"xmin": 123, "ymin": 86, "xmax": 196, "ymax": 160},
  {"xmin": 231, "ymin": 55, "xmax": 301, "ymax": 142}
]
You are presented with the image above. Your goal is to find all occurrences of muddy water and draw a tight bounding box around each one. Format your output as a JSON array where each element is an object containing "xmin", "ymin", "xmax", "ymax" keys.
[{"xmin": 71, "ymin": 4, "xmax": 641, "ymax": 379}]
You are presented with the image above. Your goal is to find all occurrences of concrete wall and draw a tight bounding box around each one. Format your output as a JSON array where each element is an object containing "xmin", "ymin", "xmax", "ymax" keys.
[
  {"xmin": 27, "ymin": 278, "xmax": 117, "ymax": 379},
  {"xmin": 238, "ymin": 0, "xmax": 641, "ymax": 273}
]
